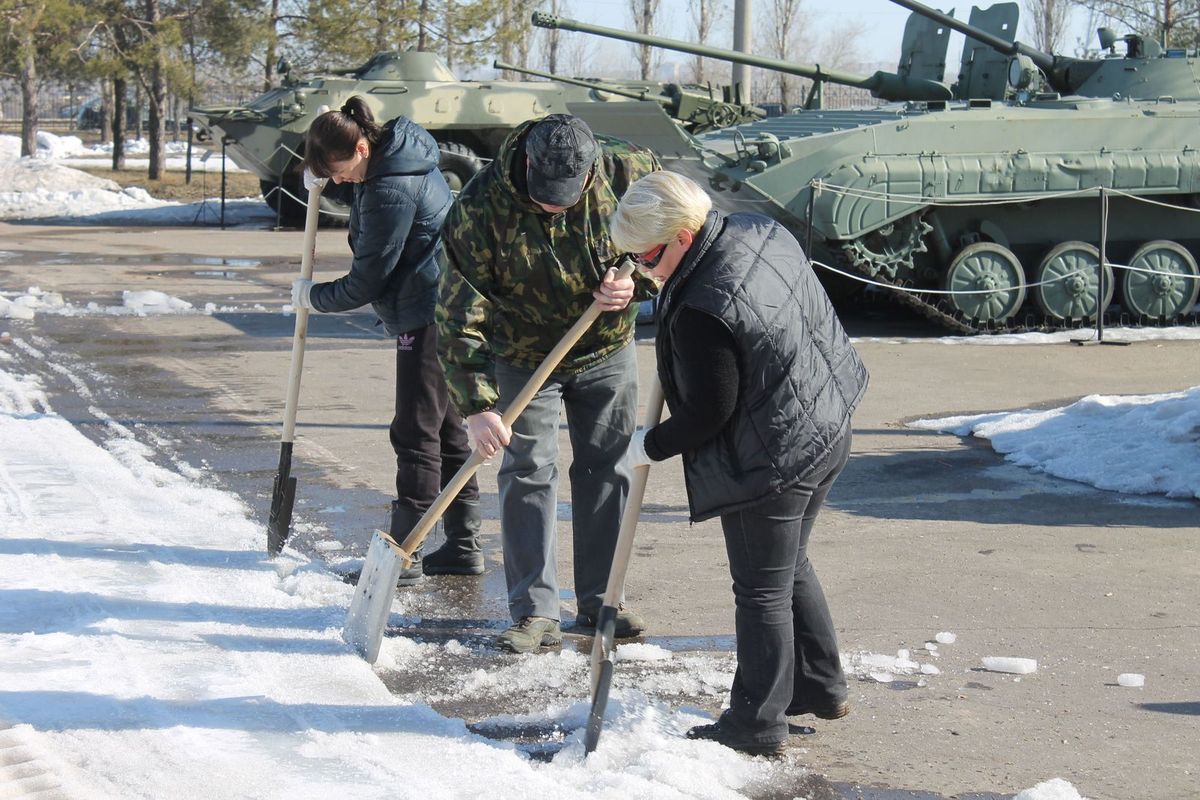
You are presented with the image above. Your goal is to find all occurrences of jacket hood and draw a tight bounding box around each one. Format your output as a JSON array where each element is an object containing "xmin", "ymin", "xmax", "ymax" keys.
[{"xmin": 367, "ymin": 116, "xmax": 441, "ymax": 179}]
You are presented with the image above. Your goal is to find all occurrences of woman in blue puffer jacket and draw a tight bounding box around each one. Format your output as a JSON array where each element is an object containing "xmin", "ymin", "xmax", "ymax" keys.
[{"xmin": 294, "ymin": 96, "xmax": 482, "ymax": 581}]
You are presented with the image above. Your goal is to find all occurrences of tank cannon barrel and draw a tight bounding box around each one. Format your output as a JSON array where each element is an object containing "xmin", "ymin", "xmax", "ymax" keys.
[
  {"xmin": 887, "ymin": 0, "xmax": 1055, "ymax": 74},
  {"xmin": 532, "ymin": 12, "xmax": 953, "ymax": 102},
  {"xmin": 493, "ymin": 60, "xmax": 670, "ymax": 105}
]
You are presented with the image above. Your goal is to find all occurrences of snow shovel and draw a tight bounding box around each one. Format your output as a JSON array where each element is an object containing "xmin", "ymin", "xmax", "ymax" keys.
[
  {"xmin": 583, "ymin": 373, "xmax": 664, "ymax": 755},
  {"xmin": 267, "ymin": 180, "xmax": 323, "ymax": 555},
  {"xmin": 343, "ymin": 260, "xmax": 639, "ymax": 663}
]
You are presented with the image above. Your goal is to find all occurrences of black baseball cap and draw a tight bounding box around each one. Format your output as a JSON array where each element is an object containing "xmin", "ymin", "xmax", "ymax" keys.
[{"xmin": 525, "ymin": 114, "xmax": 598, "ymax": 208}]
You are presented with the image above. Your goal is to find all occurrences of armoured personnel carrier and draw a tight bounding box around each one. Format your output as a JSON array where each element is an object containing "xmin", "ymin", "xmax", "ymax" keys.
[
  {"xmin": 190, "ymin": 51, "xmax": 753, "ymax": 225},
  {"xmin": 534, "ymin": 5, "xmax": 1200, "ymax": 331}
]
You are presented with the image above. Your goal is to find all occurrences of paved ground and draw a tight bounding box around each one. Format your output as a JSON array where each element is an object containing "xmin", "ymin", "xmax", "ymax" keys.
[{"xmin": 2, "ymin": 222, "xmax": 1197, "ymax": 799}]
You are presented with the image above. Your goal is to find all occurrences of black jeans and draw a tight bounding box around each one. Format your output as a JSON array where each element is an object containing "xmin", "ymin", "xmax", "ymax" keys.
[
  {"xmin": 388, "ymin": 323, "xmax": 478, "ymax": 511},
  {"xmin": 717, "ymin": 432, "xmax": 852, "ymax": 745}
]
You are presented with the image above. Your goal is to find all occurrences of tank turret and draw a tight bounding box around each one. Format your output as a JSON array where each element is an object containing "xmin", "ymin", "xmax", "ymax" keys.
[
  {"xmin": 889, "ymin": 0, "xmax": 1200, "ymax": 101},
  {"xmin": 494, "ymin": 59, "xmax": 765, "ymax": 133},
  {"xmin": 531, "ymin": 12, "xmax": 954, "ymax": 102}
]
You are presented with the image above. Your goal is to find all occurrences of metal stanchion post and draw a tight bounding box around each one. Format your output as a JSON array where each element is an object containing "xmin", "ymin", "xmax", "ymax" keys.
[
  {"xmin": 1074, "ymin": 187, "xmax": 1128, "ymax": 347},
  {"xmin": 220, "ymin": 136, "xmax": 228, "ymax": 230},
  {"xmin": 275, "ymin": 175, "xmax": 283, "ymax": 230},
  {"xmin": 185, "ymin": 118, "xmax": 193, "ymax": 185}
]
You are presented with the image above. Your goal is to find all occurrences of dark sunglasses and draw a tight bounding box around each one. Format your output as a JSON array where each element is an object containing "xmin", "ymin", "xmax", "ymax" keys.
[{"xmin": 633, "ymin": 243, "xmax": 667, "ymax": 268}]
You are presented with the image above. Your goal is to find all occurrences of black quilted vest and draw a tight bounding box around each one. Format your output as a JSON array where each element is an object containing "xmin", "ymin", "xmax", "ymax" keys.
[{"xmin": 656, "ymin": 211, "xmax": 869, "ymax": 521}]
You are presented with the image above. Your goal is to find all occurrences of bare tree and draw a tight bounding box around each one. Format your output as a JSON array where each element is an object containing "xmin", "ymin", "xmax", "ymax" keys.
[
  {"xmin": 1072, "ymin": 0, "xmax": 1200, "ymax": 48},
  {"xmin": 690, "ymin": 0, "xmax": 726, "ymax": 83},
  {"xmin": 756, "ymin": 0, "xmax": 807, "ymax": 108},
  {"xmin": 1024, "ymin": 0, "xmax": 1072, "ymax": 50},
  {"xmin": 628, "ymin": 0, "xmax": 660, "ymax": 80}
]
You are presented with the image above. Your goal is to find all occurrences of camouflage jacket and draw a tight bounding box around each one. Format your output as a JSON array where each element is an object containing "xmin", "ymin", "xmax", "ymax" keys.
[{"xmin": 438, "ymin": 118, "xmax": 661, "ymax": 415}]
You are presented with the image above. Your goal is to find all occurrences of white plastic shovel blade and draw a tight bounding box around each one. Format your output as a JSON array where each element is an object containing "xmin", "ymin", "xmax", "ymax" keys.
[{"xmin": 343, "ymin": 531, "xmax": 404, "ymax": 663}]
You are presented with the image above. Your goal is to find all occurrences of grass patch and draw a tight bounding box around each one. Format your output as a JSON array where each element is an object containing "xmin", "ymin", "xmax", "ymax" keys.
[{"xmin": 75, "ymin": 166, "xmax": 262, "ymax": 203}]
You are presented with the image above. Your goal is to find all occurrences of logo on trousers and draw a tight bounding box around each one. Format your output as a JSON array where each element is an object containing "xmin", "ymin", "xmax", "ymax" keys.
[{"xmin": 397, "ymin": 333, "xmax": 416, "ymax": 351}]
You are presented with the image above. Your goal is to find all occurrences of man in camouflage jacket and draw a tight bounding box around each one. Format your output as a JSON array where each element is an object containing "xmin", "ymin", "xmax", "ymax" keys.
[{"xmin": 438, "ymin": 114, "xmax": 660, "ymax": 653}]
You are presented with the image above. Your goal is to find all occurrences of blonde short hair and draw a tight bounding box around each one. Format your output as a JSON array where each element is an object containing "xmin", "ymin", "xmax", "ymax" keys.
[{"xmin": 611, "ymin": 171, "xmax": 713, "ymax": 254}]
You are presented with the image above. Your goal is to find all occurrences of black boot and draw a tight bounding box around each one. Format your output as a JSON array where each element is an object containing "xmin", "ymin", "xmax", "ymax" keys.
[
  {"xmin": 422, "ymin": 499, "xmax": 483, "ymax": 576},
  {"xmin": 389, "ymin": 501, "xmax": 423, "ymax": 586}
]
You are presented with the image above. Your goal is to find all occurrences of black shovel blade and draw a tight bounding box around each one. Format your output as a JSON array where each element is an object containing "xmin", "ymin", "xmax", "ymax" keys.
[
  {"xmin": 267, "ymin": 474, "xmax": 296, "ymax": 555},
  {"xmin": 584, "ymin": 657, "xmax": 614, "ymax": 754},
  {"xmin": 267, "ymin": 442, "xmax": 297, "ymax": 555},
  {"xmin": 583, "ymin": 605, "xmax": 619, "ymax": 755}
]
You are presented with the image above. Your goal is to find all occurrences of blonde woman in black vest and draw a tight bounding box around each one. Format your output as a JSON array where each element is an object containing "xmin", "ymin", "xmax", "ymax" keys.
[{"xmin": 611, "ymin": 171, "xmax": 869, "ymax": 756}]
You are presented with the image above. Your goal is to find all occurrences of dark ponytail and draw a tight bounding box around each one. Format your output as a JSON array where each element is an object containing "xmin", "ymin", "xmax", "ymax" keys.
[{"xmin": 303, "ymin": 95, "xmax": 384, "ymax": 178}]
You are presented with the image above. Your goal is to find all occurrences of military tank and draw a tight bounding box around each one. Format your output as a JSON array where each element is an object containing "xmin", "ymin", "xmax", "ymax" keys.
[
  {"xmin": 534, "ymin": 5, "xmax": 1200, "ymax": 330},
  {"xmin": 190, "ymin": 50, "xmax": 754, "ymax": 225}
]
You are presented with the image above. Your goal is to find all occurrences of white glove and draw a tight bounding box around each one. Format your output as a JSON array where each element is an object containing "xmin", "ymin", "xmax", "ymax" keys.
[
  {"xmin": 291, "ymin": 278, "xmax": 315, "ymax": 310},
  {"xmin": 302, "ymin": 167, "xmax": 327, "ymax": 192},
  {"xmin": 627, "ymin": 428, "xmax": 653, "ymax": 468}
]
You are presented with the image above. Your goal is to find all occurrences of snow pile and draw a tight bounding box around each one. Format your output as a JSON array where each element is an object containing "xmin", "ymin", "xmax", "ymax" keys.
[
  {"xmin": 1014, "ymin": 778, "xmax": 1090, "ymax": 800},
  {"xmin": 0, "ymin": 131, "xmax": 89, "ymax": 160},
  {"xmin": 0, "ymin": 155, "xmax": 120, "ymax": 193},
  {"xmin": 0, "ymin": 287, "xmax": 199, "ymax": 319},
  {"xmin": 122, "ymin": 289, "xmax": 194, "ymax": 313},
  {"xmin": 0, "ymin": 131, "xmax": 265, "ymax": 225},
  {"xmin": 36, "ymin": 131, "xmax": 88, "ymax": 159},
  {"xmin": 0, "ymin": 354, "xmax": 791, "ymax": 799},
  {"xmin": 911, "ymin": 387, "xmax": 1200, "ymax": 500}
]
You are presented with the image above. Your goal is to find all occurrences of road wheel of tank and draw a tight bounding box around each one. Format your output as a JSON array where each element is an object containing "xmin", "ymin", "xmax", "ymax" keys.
[
  {"xmin": 438, "ymin": 142, "xmax": 482, "ymax": 194},
  {"xmin": 943, "ymin": 242, "xmax": 1027, "ymax": 324},
  {"xmin": 1119, "ymin": 240, "xmax": 1200, "ymax": 321},
  {"xmin": 1032, "ymin": 241, "xmax": 1113, "ymax": 323}
]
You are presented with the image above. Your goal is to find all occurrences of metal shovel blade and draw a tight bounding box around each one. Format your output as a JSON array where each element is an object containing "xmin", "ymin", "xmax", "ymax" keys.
[
  {"xmin": 343, "ymin": 531, "xmax": 405, "ymax": 663},
  {"xmin": 583, "ymin": 605, "xmax": 618, "ymax": 753},
  {"xmin": 266, "ymin": 467, "xmax": 296, "ymax": 556}
]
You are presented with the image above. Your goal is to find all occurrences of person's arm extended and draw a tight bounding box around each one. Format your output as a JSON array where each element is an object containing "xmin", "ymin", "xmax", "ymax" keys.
[
  {"xmin": 644, "ymin": 307, "xmax": 739, "ymax": 460},
  {"xmin": 310, "ymin": 188, "xmax": 416, "ymax": 312}
]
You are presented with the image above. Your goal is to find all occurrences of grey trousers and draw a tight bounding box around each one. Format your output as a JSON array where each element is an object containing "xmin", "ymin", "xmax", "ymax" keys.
[{"xmin": 493, "ymin": 344, "xmax": 637, "ymax": 622}]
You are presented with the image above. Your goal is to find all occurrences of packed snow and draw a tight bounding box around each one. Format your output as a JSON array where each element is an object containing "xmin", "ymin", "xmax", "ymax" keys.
[
  {"xmin": 0, "ymin": 131, "xmax": 269, "ymax": 226},
  {"xmin": 0, "ymin": 287, "xmax": 201, "ymax": 319},
  {"xmin": 910, "ymin": 387, "xmax": 1200, "ymax": 500},
  {"xmin": 0, "ymin": 342, "xmax": 1087, "ymax": 798}
]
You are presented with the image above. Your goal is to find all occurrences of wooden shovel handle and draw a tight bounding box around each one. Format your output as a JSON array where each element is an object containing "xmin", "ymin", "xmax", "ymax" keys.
[
  {"xmin": 280, "ymin": 181, "xmax": 322, "ymax": 444},
  {"xmin": 389, "ymin": 260, "xmax": 639, "ymax": 564}
]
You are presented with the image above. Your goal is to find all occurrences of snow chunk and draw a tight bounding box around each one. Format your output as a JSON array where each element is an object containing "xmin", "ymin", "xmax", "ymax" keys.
[
  {"xmin": 1014, "ymin": 778, "xmax": 1089, "ymax": 800},
  {"xmin": 981, "ymin": 656, "xmax": 1038, "ymax": 674},
  {"xmin": 1116, "ymin": 673, "xmax": 1145, "ymax": 688},
  {"xmin": 615, "ymin": 643, "xmax": 673, "ymax": 662},
  {"xmin": 122, "ymin": 290, "xmax": 194, "ymax": 314}
]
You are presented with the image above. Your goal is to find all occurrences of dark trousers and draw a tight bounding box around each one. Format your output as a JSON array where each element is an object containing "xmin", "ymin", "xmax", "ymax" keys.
[
  {"xmin": 389, "ymin": 323, "xmax": 478, "ymax": 512},
  {"xmin": 718, "ymin": 432, "xmax": 852, "ymax": 745}
]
